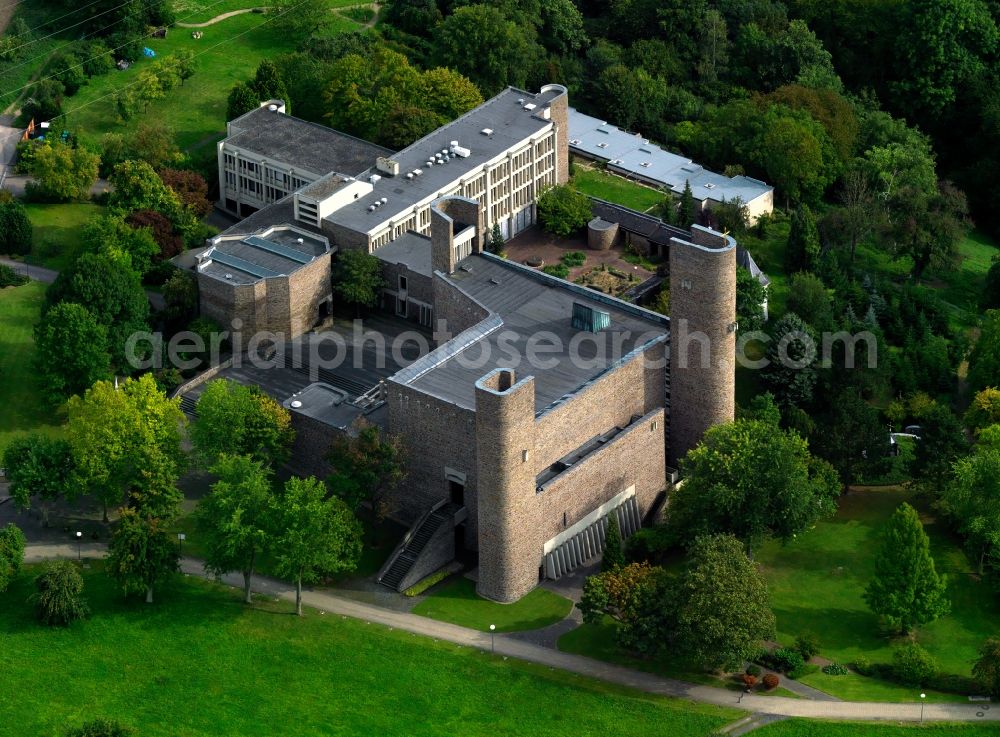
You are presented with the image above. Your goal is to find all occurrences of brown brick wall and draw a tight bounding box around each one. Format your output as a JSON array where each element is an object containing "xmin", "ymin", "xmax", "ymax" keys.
[
  {"xmin": 536, "ymin": 408, "xmax": 666, "ymax": 547},
  {"xmin": 533, "ymin": 340, "xmax": 666, "ymax": 472},
  {"xmin": 387, "ymin": 382, "xmax": 478, "ymax": 529}
]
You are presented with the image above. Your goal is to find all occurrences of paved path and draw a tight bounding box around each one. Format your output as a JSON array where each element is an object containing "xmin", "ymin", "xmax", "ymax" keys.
[
  {"xmin": 21, "ymin": 542, "xmax": 998, "ymax": 724},
  {"xmin": 0, "ymin": 256, "xmax": 167, "ymax": 311},
  {"xmin": 0, "ymin": 116, "xmax": 22, "ymax": 190},
  {"xmin": 176, "ymin": 8, "xmax": 265, "ymax": 28}
]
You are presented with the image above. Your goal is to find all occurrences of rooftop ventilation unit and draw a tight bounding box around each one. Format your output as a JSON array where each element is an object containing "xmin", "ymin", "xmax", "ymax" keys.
[
  {"xmin": 413, "ymin": 168, "xmax": 423, "ymax": 176},
  {"xmin": 450, "ymin": 140, "xmax": 458, "ymax": 147},
  {"xmin": 480, "ymin": 128, "xmax": 494, "ymax": 136},
  {"xmin": 380, "ymin": 197, "xmax": 388, "ymax": 204},
  {"xmin": 704, "ymin": 183, "xmax": 717, "ymax": 189},
  {"xmin": 225, "ymin": 273, "xmax": 233, "ymax": 279},
  {"xmin": 406, "ymin": 172, "xmax": 414, "ymax": 180},
  {"xmin": 452, "ymin": 145, "xmax": 471, "ymax": 158},
  {"xmin": 641, "ymin": 162, "xmax": 651, "ymax": 167},
  {"xmin": 369, "ymin": 174, "xmax": 381, "ymax": 184},
  {"xmin": 523, "ymin": 103, "xmax": 536, "ymax": 111},
  {"xmin": 369, "ymin": 205, "xmax": 376, "ymax": 212},
  {"xmin": 596, "ymin": 142, "xmax": 608, "ymax": 149},
  {"xmin": 426, "ymin": 160, "xmax": 434, "ymax": 167},
  {"xmin": 267, "ymin": 104, "xmax": 278, "ymax": 112},
  {"xmin": 569, "ymin": 138, "xmax": 581, "ymax": 145},
  {"xmin": 517, "ymin": 98, "xmax": 525, "ymax": 105}
]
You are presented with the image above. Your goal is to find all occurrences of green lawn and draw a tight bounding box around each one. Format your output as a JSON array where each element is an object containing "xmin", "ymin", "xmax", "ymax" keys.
[
  {"xmin": 932, "ymin": 230, "xmax": 998, "ymax": 323},
  {"xmin": 0, "ymin": 567, "xmax": 738, "ymax": 737},
  {"xmin": 0, "ymin": 281, "xmax": 61, "ymax": 457},
  {"xmin": 758, "ymin": 487, "xmax": 1000, "ymax": 702},
  {"xmin": 62, "ymin": 12, "xmax": 360, "ymax": 159},
  {"xmin": 572, "ymin": 167, "xmax": 666, "ymax": 212},
  {"xmin": 756, "ymin": 721, "xmax": 1000, "ymax": 736},
  {"xmin": 171, "ymin": 0, "xmax": 368, "ymax": 25},
  {"xmin": 23, "ymin": 203, "xmax": 104, "ymax": 272},
  {"xmin": 412, "ymin": 576, "xmax": 573, "ymax": 632}
]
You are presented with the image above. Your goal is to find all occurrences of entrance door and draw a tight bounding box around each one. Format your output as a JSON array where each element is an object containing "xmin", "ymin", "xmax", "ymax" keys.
[{"xmin": 448, "ymin": 480, "xmax": 465, "ymax": 506}]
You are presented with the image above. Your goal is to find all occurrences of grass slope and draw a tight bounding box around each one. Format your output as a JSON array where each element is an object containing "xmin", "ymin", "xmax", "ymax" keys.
[
  {"xmin": 62, "ymin": 12, "xmax": 359, "ymax": 160},
  {"xmin": 757, "ymin": 487, "xmax": 1000, "ymax": 702},
  {"xmin": 0, "ymin": 567, "xmax": 737, "ymax": 737},
  {"xmin": 0, "ymin": 281, "xmax": 60, "ymax": 456},
  {"xmin": 572, "ymin": 167, "xmax": 666, "ymax": 213},
  {"xmin": 24, "ymin": 203, "xmax": 104, "ymax": 272},
  {"xmin": 412, "ymin": 576, "xmax": 573, "ymax": 633}
]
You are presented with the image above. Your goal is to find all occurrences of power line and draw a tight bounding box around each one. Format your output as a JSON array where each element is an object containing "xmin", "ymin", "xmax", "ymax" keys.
[
  {"xmin": 0, "ymin": 0, "xmax": 109, "ymax": 43},
  {"xmin": 1, "ymin": 0, "xmax": 175, "ymax": 81},
  {"xmin": 0, "ymin": 0, "xmax": 232, "ymax": 103},
  {"xmin": 48, "ymin": 0, "xmax": 309, "ymax": 124},
  {"xmin": 1, "ymin": 0, "xmax": 144, "ymax": 59}
]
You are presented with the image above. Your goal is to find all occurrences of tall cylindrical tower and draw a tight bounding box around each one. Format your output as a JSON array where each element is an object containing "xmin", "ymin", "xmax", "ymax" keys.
[
  {"xmin": 474, "ymin": 368, "xmax": 538, "ymax": 603},
  {"xmin": 668, "ymin": 225, "xmax": 737, "ymax": 467}
]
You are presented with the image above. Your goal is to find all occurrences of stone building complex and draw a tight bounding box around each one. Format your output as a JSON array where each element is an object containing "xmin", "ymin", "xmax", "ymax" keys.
[{"xmin": 182, "ymin": 86, "xmax": 738, "ymax": 602}]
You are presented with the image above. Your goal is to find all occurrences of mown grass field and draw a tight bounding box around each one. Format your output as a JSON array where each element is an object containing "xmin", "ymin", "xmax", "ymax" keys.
[
  {"xmin": 0, "ymin": 280, "xmax": 60, "ymax": 456},
  {"xmin": 412, "ymin": 575, "xmax": 574, "ymax": 633},
  {"xmin": 60, "ymin": 11, "xmax": 359, "ymax": 164},
  {"xmin": 757, "ymin": 487, "xmax": 1000, "ymax": 702},
  {"xmin": 0, "ymin": 566, "xmax": 738, "ymax": 737},
  {"xmin": 23, "ymin": 202, "xmax": 104, "ymax": 272},
  {"xmin": 559, "ymin": 487, "xmax": 1000, "ymax": 704}
]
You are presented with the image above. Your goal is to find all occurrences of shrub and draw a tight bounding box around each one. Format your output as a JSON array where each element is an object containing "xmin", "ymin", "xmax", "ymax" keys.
[
  {"xmin": 32, "ymin": 561, "xmax": 89, "ymax": 626},
  {"xmin": 851, "ymin": 655, "xmax": 873, "ymax": 676},
  {"xmin": 788, "ymin": 664, "xmax": 818, "ymax": 680},
  {"xmin": 404, "ymin": 569, "xmax": 451, "ymax": 597},
  {"xmin": 66, "ymin": 719, "xmax": 136, "ymax": 737},
  {"xmin": 769, "ymin": 647, "xmax": 805, "ymax": 674},
  {"xmin": 762, "ymin": 673, "xmax": 780, "ymax": 690},
  {"xmin": 795, "ymin": 632, "xmax": 821, "ymax": 660},
  {"xmin": 822, "ymin": 663, "xmax": 849, "ymax": 676},
  {"xmin": 0, "ymin": 200, "xmax": 33, "ymax": 256},
  {"xmin": 742, "ymin": 673, "xmax": 758, "ymax": 689},
  {"xmin": 0, "ymin": 264, "xmax": 28, "ymax": 288},
  {"xmin": 745, "ymin": 664, "xmax": 762, "ymax": 677},
  {"xmin": 624, "ymin": 526, "xmax": 673, "ymax": 562},
  {"xmin": 892, "ymin": 643, "xmax": 939, "ymax": 686},
  {"xmin": 561, "ymin": 250, "xmax": 586, "ymax": 267},
  {"xmin": 542, "ymin": 263, "xmax": 570, "ymax": 279},
  {"xmin": 0, "ymin": 523, "xmax": 27, "ymax": 592}
]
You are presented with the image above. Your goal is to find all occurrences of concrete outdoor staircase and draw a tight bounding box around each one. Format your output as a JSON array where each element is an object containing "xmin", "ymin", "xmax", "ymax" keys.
[
  {"xmin": 378, "ymin": 501, "xmax": 465, "ymax": 591},
  {"xmin": 179, "ymin": 395, "xmax": 198, "ymax": 418},
  {"xmin": 282, "ymin": 353, "xmax": 372, "ymax": 397}
]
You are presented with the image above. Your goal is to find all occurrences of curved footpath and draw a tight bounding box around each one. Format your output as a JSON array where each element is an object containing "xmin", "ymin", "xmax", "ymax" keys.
[
  {"xmin": 21, "ymin": 543, "xmax": 998, "ymax": 725},
  {"xmin": 176, "ymin": 8, "xmax": 265, "ymax": 28}
]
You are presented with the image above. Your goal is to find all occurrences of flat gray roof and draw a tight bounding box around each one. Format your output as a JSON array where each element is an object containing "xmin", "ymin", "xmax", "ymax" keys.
[
  {"xmin": 198, "ymin": 225, "xmax": 328, "ymax": 284},
  {"xmin": 326, "ymin": 87, "xmax": 563, "ymax": 235},
  {"xmin": 394, "ymin": 254, "xmax": 668, "ymax": 413},
  {"xmin": 568, "ymin": 107, "xmax": 773, "ymax": 205},
  {"xmin": 372, "ymin": 231, "xmax": 433, "ymax": 278},
  {"xmin": 226, "ymin": 106, "xmax": 394, "ymax": 177}
]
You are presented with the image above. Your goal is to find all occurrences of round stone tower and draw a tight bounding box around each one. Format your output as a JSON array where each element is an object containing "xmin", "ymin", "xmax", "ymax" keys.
[
  {"xmin": 668, "ymin": 224, "xmax": 737, "ymax": 468},
  {"xmin": 474, "ymin": 368, "xmax": 538, "ymax": 603}
]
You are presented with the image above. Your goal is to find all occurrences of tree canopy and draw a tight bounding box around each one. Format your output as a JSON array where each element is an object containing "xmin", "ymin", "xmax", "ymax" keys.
[{"xmin": 667, "ymin": 415, "xmax": 839, "ymax": 552}]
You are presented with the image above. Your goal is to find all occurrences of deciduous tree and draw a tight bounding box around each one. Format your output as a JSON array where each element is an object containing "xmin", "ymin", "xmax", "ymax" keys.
[
  {"xmin": 197, "ymin": 454, "xmax": 276, "ymax": 604},
  {"xmin": 973, "ymin": 637, "xmax": 1000, "ymax": 699},
  {"xmin": 327, "ymin": 419, "xmax": 405, "ymax": 523},
  {"xmin": 670, "ymin": 534, "xmax": 776, "ymax": 671},
  {"xmin": 2, "ymin": 434, "xmax": 76, "ymax": 527},
  {"xmin": 32, "ymin": 302, "xmax": 112, "ymax": 404},
  {"xmin": 191, "ymin": 379, "xmax": 295, "ymax": 468},
  {"xmin": 332, "ymin": 249, "xmax": 385, "ymax": 315},
  {"xmin": 106, "ymin": 508, "xmax": 178, "ymax": 603},
  {"xmin": 25, "ymin": 142, "xmax": 99, "ymax": 202},
  {"xmin": 667, "ymin": 416, "xmax": 839, "ymax": 553},
  {"xmin": 273, "ymin": 476, "xmax": 363, "ymax": 615},
  {"xmin": 537, "ymin": 184, "xmax": 592, "ymax": 237},
  {"xmin": 32, "ymin": 561, "xmax": 89, "ymax": 626},
  {"xmin": 0, "ymin": 523, "xmax": 26, "ymax": 593}
]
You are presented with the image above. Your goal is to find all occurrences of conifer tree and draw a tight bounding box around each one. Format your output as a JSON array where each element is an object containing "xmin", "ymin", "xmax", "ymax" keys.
[
  {"xmin": 679, "ymin": 179, "xmax": 696, "ymax": 226},
  {"xmin": 602, "ymin": 514, "xmax": 625, "ymax": 571},
  {"xmin": 864, "ymin": 503, "xmax": 949, "ymax": 634}
]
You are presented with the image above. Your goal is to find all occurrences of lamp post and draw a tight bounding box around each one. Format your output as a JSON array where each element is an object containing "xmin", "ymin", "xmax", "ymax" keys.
[
  {"xmin": 920, "ymin": 693, "xmax": 926, "ymax": 723},
  {"xmin": 489, "ymin": 624, "xmax": 496, "ymax": 654},
  {"xmin": 177, "ymin": 532, "xmax": 186, "ymax": 557},
  {"xmin": 75, "ymin": 531, "xmax": 82, "ymax": 562}
]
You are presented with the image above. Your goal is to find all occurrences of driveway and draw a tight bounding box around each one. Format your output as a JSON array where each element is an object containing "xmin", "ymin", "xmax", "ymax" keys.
[{"xmin": 0, "ymin": 116, "xmax": 23, "ymax": 189}]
